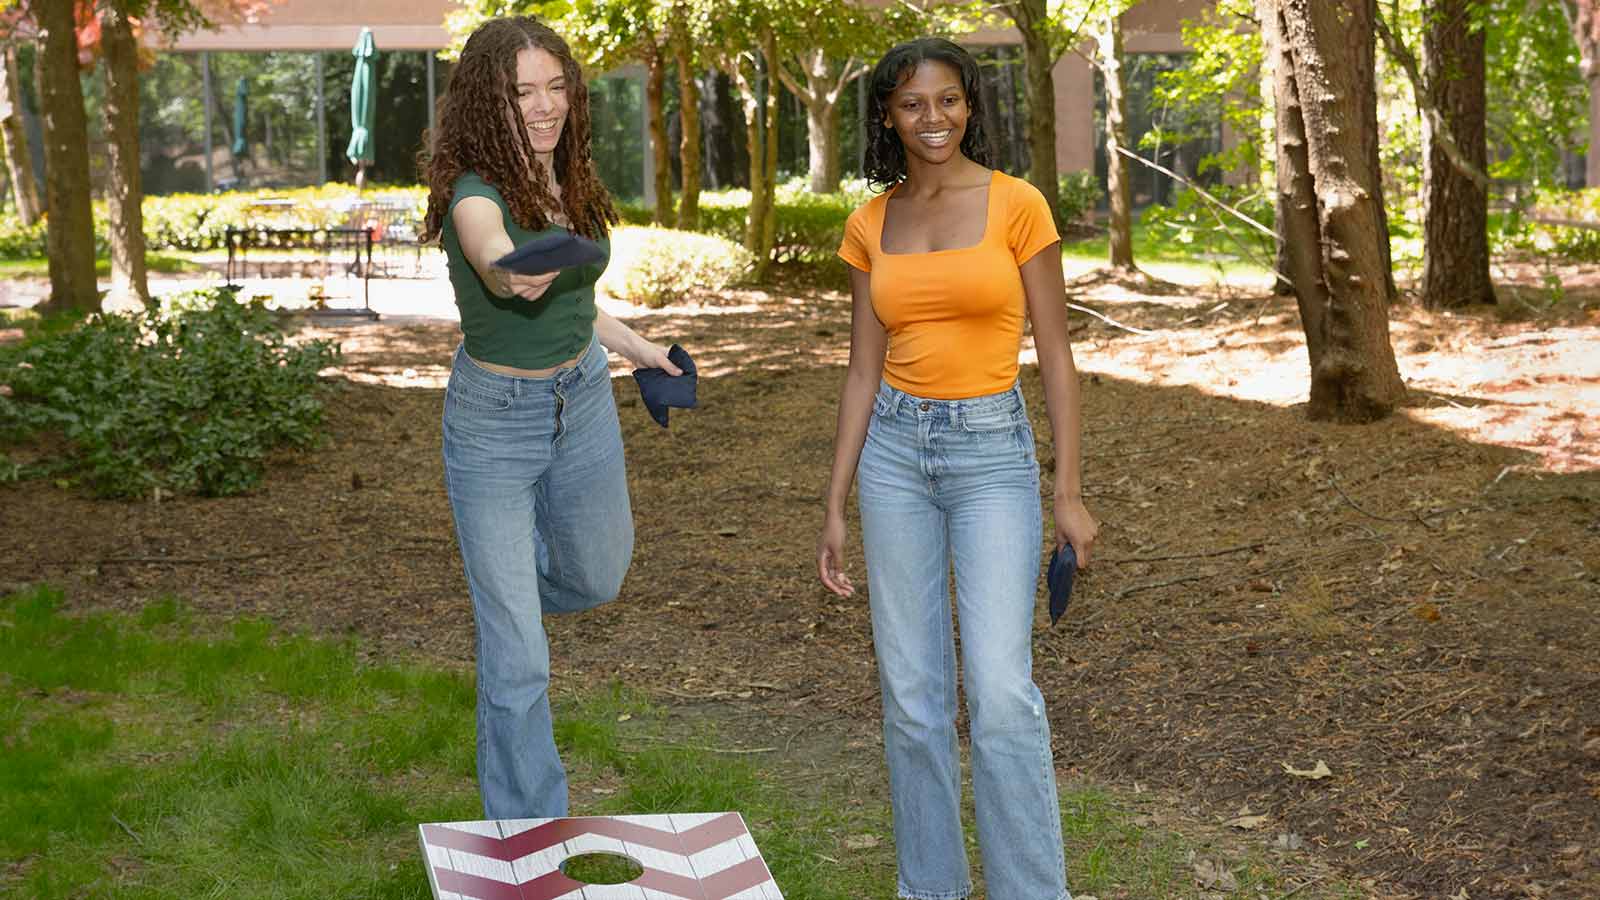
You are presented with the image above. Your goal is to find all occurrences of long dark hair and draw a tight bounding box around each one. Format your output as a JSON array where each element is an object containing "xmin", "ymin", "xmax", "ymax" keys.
[
  {"xmin": 419, "ymin": 16, "xmax": 617, "ymax": 242},
  {"xmin": 862, "ymin": 37, "xmax": 994, "ymax": 191}
]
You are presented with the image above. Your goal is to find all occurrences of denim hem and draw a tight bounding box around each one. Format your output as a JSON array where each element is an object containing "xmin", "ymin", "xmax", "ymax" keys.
[{"xmin": 896, "ymin": 883, "xmax": 973, "ymax": 900}]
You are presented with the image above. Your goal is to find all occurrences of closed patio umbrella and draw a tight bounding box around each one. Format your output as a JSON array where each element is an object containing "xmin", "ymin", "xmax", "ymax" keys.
[{"xmin": 346, "ymin": 28, "xmax": 376, "ymax": 189}]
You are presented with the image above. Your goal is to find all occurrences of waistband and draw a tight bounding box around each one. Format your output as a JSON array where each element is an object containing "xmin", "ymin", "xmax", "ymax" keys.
[{"xmin": 451, "ymin": 335, "xmax": 605, "ymax": 395}]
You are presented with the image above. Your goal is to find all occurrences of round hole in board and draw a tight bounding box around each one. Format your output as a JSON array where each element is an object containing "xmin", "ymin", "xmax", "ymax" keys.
[{"xmin": 559, "ymin": 851, "xmax": 645, "ymax": 885}]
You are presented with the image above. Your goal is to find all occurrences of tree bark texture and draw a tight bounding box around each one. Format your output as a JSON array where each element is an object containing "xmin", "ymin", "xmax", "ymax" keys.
[
  {"xmin": 645, "ymin": 43, "xmax": 673, "ymax": 226},
  {"xmin": 1269, "ymin": 0, "xmax": 1406, "ymax": 422},
  {"xmin": 35, "ymin": 0, "xmax": 100, "ymax": 312},
  {"xmin": 700, "ymin": 70, "xmax": 740, "ymax": 189},
  {"xmin": 1420, "ymin": 0, "xmax": 1494, "ymax": 309},
  {"xmin": 775, "ymin": 49, "xmax": 855, "ymax": 194},
  {"xmin": 673, "ymin": 25, "xmax": 701, "ymax": 230},
  {"xmin": 1007, "ymin": 0, "xmax": 1064, "ymax": 227},
  {"xmin": 1361, "ymin": 7, "xmax": 1397, "ymax": 304},
  {"xmin": 1, "ymin": 46, "xmax": 41, "ymax": 225},
  {"xmin": 101, "ymin": 6, "xmax": 150, "ymax": 305},
  {"xmin": 1260, "ymin": 0, "xmax": 1329, "ymax": 360},
  {"xmin": 731, "ymin": 57, "xmax": 768, "ymax": 262},
  {"xmin": 759, "ymin": 28, "xmax": 779, "ymax": 277},
  {"xmin": 1098, "ymin": 11, "xmax": 1136, "ymax": 271}
]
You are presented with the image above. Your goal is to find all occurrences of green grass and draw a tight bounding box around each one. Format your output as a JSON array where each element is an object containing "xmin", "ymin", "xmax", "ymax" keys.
[
  {"xmin": 0, "ymin": 585, "xmax": 1353, "ymax": 899},
  {"xmin": 1062, "ymin": 220, "xmax": 1275, "ymax": 286},
  {"xmin": 0, "ymin": 253, "xmax": 201, "ymax": 279}
]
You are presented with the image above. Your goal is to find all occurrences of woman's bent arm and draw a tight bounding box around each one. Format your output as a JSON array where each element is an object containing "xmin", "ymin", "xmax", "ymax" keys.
[{"xmin": 818, "ymin": 266, "xmax": 887, "ymax": 597}]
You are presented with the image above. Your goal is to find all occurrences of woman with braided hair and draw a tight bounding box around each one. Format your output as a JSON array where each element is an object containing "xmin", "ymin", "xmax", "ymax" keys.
[{"xmin": 420, "ymin": 15, "xmax": 680, "ymax": 819}]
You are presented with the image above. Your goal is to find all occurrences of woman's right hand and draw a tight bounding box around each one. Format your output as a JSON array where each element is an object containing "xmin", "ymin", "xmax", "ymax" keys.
[
  {"xmin": 491, "ymin": 267, "xmax": 560, "ymax": 302},
  {"xmin": 817, "ymin": 511, "xmax": 855, "ymax": 598}
]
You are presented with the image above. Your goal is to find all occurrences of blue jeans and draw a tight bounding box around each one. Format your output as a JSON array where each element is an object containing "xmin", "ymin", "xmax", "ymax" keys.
[
  {"xmin": 441, "ymin": 338, "xmax": 633, "ymax": 820},
  {"xmin": 857, "ymin": 380, "xmax": 1069, "ymax": 900}
]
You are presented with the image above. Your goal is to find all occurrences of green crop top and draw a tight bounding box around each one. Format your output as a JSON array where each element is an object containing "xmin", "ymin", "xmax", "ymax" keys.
[{"xmin": 441, "ymin": 172, "xmax": 610, "ymax": 369}]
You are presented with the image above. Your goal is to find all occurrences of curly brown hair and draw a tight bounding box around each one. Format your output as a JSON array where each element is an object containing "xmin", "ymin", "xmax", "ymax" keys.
[{"xmin": 419, "ymin": 16, "xmax": 617, "ymax": 243}]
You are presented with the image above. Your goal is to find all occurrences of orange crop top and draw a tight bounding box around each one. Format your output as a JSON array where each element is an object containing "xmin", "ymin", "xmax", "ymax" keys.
[{"xmin": 837, "ymin": 170, "xmax": 1060, "ymax": 400}]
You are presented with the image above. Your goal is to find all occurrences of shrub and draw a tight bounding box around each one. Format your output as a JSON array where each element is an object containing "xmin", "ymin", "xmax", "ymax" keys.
[
  {"xmin": 0, "ymin": 286, "xmax": 340, "ymax": 498},
  {"xmin": 1140, "ymin": 184, "xmax": 1276, "ymax": 262},
  {"xmin": 600, "ymin": 226, "xmax": 753, "ymax": 307},
  {"xmin": 1057, "ymin": 170, "xmax": 1103, "ymax": 227},
  {"xmin": 0, "ymin": 185, "xmax": 429, "ymax": 260}
]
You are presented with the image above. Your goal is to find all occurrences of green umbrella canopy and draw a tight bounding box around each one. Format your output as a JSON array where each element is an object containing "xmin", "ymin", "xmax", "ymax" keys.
[
  {"xmin": 231, "ymin": 78, "xmax": 248, "ymax": 157},
  {"xmin": 345, "ymin": 28, "xmax": 377, "ymax": 167}
]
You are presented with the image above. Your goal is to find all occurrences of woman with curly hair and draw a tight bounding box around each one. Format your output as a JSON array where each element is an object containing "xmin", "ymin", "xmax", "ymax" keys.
[
  {"xmin": 419, "ymin": 15, "xmax": 680, "ymax": 820},
  {"xmin": 816, "ymin": 37, "xmax": 1097, "ymax": 900}
]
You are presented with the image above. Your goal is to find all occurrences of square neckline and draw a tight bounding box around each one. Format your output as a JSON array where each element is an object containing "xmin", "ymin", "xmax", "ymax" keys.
[{"xmin": 877, "ymin": 169, "xmax": 999, "ymax": 257}]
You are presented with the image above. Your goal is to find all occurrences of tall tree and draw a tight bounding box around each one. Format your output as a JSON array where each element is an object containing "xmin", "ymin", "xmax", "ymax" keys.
[
  {"xmin": 998, "ymin": 0, "xmax": 1063, "ymax": 223},
  {"xmin": 769, "ymin": 0, "xmax": 937, "ymax": 194},
  {"xmin": 98, "ymin": 5, "xmax": 150, "ymax": 305},
  {"xmin": 670, "ymin": 3, "xmax": 701, "ymax": 229},
  {"xmin": 1096, "ymin": 8, "xmax": 1134, "ymax": 272},
  {"xmin": 32, "ymin": 0, "xmax": 99, "ymax": 313},
  {"xmin": 1260, "ymin": 0, "xmax": 1406, "ymax": 422},
  {"xmin": 1375, "ymin": 2, "xmax": 1494, "ymax": 309},
  {"xmin": 0, "ymin": 44, "xmax": 41, "ymax": 225}
]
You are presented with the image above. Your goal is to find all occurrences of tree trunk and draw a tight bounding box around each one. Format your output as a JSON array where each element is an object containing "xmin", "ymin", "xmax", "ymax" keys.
[
  {"xmin": 760, "ymin": 28, "xmax": 779, "ymax": 272},
  {"xmin": 1356, "ymin": 2, "xmax": 1395, "ymax": 304},
  {"xmin": 1010, "ymin": 0, "xmax": 1064, "ymax": 227},
  {"xmin": 101, "ymin": 7, "xmax": 150, "ymax": 307},
  {"xmin": 674, "ymin": 29, "xmax": 702, "ymax": 231},
  {"xmin": 1270, "ymin": 0, "xmax": 1406, "ymax": 422},
  {"xmin": 645, "ymin": 43, "xmax": 673, "ymax": 226},
  {"xmin": 1098, "ymin": 11, "xmax": 1136, "ymax": 272},
  {"xmin": 732, "ymin": 59, "xmax": 767, "ymax": 258},
  {"xmin": 0, "ymin": 46, "xmax": 41, "ymax": 226},
  {"xmin": 804, "ymin": 95, "xmax": 841, "ymax": 195},
  {"xmin": 1260, "ymin": 0, "xmax": 1329, "ymax": 361},
  {"xmin": 701, "ymin": 70, "xmax": 739, "ymax": 189},
  {"xmin": 35, "ymin": 0, "xmax": 100, "ymax": 313},
  {"xmin": 1420, "ymin": 0, "xmax": 1494, "ymax": 309}
]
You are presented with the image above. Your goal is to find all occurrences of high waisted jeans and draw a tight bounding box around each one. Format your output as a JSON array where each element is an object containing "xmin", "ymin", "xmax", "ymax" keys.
[
  {"xmin": 858, "ymin": 380, "xmax": 1070, "ymax": 900},
  {"xmin": 441, "ymin": 337, "xmax": 633, "ymax": 820}
]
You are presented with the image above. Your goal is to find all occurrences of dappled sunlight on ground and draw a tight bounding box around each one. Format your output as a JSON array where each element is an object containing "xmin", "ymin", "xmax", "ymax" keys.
[{"xmin": 1060, "ymin": 276, "xmax": 1599, "ymax": 472}]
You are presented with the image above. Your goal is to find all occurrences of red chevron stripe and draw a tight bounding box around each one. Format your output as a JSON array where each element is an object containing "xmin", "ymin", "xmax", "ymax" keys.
[
  {"xmin": 422, "ymin": 813, "xmax": 749, "ymax": 862},
  {"xmin": 433, "ymin": 855, "xmax": 776, "ymax": 900},
  {"xmin": 435, "ymin": 865, "xmax": 588, "ymax": 900},
  {"xmin": 433, "ymin": 866, "xmax": 527, "ymax": 900},
  {"xmin": 635, "ymin": 855, "xmax": 775, "ymax": 900}
]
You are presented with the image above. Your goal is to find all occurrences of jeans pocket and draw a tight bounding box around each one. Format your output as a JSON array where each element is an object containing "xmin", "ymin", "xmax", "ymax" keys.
[
  {"xmin": 447, "ymin": 381, "xmax": 513, "ymax": 413},
  {"xmin": 961, "ymin": 406, "xmax": 1024, "ymax": 433}
]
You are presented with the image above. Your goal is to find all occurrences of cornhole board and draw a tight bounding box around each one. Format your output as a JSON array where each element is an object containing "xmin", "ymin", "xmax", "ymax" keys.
[{"xmin": 418, "ymin": 812, "xmax": 783, "ymax": 900}]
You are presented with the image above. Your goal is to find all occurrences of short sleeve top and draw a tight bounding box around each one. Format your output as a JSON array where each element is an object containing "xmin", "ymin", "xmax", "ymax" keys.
[
  {"xmin": 441, "ymin": 172, "xmax": 610, "ymax": 369},
  {"xmin": 838, "ymin": 170, "xmax": 1059, "ymax": 399}
]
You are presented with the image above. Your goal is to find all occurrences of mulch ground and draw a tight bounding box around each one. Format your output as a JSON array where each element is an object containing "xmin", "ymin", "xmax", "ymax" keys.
[{"xmin": 3, "ymin": 264, "xmax": 1597, "ymax": 899}]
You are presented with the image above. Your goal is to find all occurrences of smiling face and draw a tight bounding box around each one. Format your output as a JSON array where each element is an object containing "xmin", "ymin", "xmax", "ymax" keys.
[
  {"xmin": 513, "ymin": 47, "xmax": 569, "ymax": 166},
  {"xmin": 884, "ymin": 60, "xmax": 970, "ymax": 169}
]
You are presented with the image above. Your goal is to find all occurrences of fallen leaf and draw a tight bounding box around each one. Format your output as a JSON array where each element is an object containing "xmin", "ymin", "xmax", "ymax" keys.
[
  {"xmin": 715, "ymin": 526, "xmax": 739, "ymax": 537},
  {"xmin": 842, "ymin": 834, "xmax": 880, "ymax": 850},
  {"xmin": 1192, "ymin": 858, "xmax": 1239, "ymax": 892},
  {"xmin": 1273, "ymin": 832, "xmax": 1304, "ymax": 851},
  {"xmin": 1412, "ymin": 602, "xmax": 1441, "ymax": 622},
  {"xmin": 1226, "ymin": 814, "xmax": 1270, "ymax": 830},
  {"xmin": 1281, "ymin": 760, "xmax": 1334, "ymax": 780}
]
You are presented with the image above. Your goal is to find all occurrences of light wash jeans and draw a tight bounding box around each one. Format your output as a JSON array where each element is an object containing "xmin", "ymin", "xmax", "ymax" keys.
[
  {"xmin": 857, "ymin": 380, "xmax": 1070, "ymax": 900},
  {"xmin": 441, "ymin": 337, "xmax": 633, "ymax": 820}
]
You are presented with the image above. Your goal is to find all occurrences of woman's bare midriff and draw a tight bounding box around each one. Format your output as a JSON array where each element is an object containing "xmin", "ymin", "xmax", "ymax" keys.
[{"xmin": 468, "ymin": 349, "xmax": 585, "ymax": 379}]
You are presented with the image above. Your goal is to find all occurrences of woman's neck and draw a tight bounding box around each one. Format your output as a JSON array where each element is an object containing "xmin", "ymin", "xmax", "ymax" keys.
[{"xmin": 899, "ymin": 153, "xmax": 986, "ymax": 197}]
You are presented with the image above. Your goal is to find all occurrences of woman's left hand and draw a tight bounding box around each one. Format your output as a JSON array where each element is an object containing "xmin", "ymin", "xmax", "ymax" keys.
[{"xmin": 1054, "ymin": 495, "xmax": 1099, "ymax": 567}]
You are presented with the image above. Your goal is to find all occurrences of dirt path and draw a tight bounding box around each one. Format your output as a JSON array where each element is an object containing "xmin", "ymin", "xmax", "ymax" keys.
[{"xmin": 3, "ymin": 269, "xmax": 1597, "ymax": 898}]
